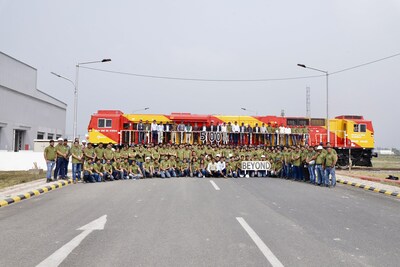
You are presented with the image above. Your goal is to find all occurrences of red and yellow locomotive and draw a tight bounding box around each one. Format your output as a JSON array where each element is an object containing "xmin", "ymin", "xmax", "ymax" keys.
[{"xmin": 87, "ymin": 110, "xmax": 375, "ymax": 167}]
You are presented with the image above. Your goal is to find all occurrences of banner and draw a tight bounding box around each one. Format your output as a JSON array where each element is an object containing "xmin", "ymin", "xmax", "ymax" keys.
[{"xmin": 241, "ymin": 161, "xmax": 271, "ymax": 171}]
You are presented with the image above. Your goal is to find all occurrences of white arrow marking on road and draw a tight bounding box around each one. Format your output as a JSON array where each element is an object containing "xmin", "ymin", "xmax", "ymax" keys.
[
  {"xmin": 36, "ymin": 215, "xmax": 107, "ymax": 267},
  {"xmin": 210, "ymin": 180, "xmax": 220, "ymax": 190},
  {"xmin": 236, "ymin": 217, "xmax": 284, "ymax": 267}
]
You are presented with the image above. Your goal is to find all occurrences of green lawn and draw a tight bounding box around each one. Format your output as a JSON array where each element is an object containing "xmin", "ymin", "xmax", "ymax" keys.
[{"xmin": 0, "ymin": 171, "xmax": 45, "ymax": 190}]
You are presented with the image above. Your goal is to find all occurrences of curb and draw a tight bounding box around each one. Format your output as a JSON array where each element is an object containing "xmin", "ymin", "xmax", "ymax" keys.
[
  {"xmin": 337, "ymin": 178, "xmax": 400, "ymax": 198},
  {"xmin": 0, "ymin": 179, "xmax": 73, "ymax": 208}
]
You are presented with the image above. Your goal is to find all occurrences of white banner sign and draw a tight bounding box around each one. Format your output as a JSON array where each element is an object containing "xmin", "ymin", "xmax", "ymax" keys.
[{"xmin": 241, "ymin": 161, "xmax": 271, "ymax": 171}]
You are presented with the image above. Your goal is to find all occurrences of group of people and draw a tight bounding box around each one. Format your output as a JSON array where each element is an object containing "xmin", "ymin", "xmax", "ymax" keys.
[
  {"xmin": 129, "ymin": 120, "xmax": 309, "ymax": 147},
  {"xmin": 44, "ymin": 137, "xmax": 338, "ymax": 187}
]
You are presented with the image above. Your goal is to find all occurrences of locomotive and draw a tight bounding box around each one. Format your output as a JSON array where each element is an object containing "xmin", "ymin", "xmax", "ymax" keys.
[{"xmin": 87, "ymin": 110, "xmax": 375, "ymax": 167}]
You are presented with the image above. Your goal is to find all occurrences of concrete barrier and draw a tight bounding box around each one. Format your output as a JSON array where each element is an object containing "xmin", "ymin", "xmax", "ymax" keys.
[{"xmin": 0, "ymin": 151, "xmax": 70, "ymax": 171}]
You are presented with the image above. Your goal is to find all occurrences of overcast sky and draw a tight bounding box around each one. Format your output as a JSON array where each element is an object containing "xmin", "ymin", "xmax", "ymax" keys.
[{"xmin": 1, "ymin": 0, "xmax": 399, "ymax": 148}]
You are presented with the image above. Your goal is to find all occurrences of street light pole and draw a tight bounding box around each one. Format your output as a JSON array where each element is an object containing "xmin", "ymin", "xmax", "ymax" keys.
[
  {"xmin": 132, "ymin": 107, "xmax": 150, "ymax": 113},
  {"xmin": 297, "ymin": 64, "xmax": 330, "ymax": 143},
  {"xmin": 74, "ymin": 59, "xmax": 111, "ymax": 139},
  {"xmin": 241, "ymin": 107, "xmax": 258, "ymax": 116},
  {"xmin": 52, "ymin": 59, "xmax": 111, "ymax": 141}
]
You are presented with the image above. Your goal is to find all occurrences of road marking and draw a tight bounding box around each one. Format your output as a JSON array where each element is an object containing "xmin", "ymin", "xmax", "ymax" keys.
[
  {"xmin": 36, "ymin": 215, "xmax": 107, "ymax": 267},
  {"xmin": 236, "ymin": 217, "xmax": 284, "ymax": 267},
  {"xmin": 210, "ymin": 180, "xmax": 220, "ymax": 190}
]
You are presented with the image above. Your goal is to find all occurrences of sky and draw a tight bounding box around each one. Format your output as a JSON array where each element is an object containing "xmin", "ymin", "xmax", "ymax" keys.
[{"xmin": 0, "ymin": 0, "xmax": 399, "ymax": 148}]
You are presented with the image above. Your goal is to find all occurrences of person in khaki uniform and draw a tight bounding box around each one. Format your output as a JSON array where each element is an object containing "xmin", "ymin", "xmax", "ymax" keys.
[
  {"xmin": 54, "ymin": 138, "xmax": 67, "ymax": 180},
  {"xmin": 44, "ymin": 140, "xmax": 56, "ymax": 182},
  {"xmin": 324, "ymin": 147, "xmax": 338, "ymax": 187},
  {"xmin": 71, "ymin": 140, "xmax": 83, "ymax": 183}
]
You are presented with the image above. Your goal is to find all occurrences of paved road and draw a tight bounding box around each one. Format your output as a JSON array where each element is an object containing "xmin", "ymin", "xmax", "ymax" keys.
[{"xmin": 0, "ymin": 178, "xmax": 399, "ymax": 267}]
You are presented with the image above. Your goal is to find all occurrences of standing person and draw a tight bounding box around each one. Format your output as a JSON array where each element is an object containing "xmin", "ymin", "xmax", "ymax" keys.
[
  {"xmin": 185, "ymin": 123, "xmax": 193, "ymax": 144},
  {"xmin": 253, "ymin": 123, "xmax": 260, "ymax": 145},
  {"xmin": 143, "ymin": 157, "xmax": 153, "ymax": 178},
  {"xmin": 144, "ymin": 120, "xmax": 151, "ymax": 144},
  {"xmin": 63, "ymin": 139, "xmax": 71, "ymax": 179},
  {"xmin": 103, "ymin": 143, "xmax": 114, "ymax": 162},
  {"xmin": 158, "ymin": 122, "xmax": 164, "ymax": 144},
  {"xmin": 315, "ymin": 145, "xmax": 326, "ymax": 186},
  {"xmin": 227, "ymin": 122, "xmax": 233, "ymax": 145},
  {"xmin": 232, "ymin": 121, "xmax": 239, "ymax": 145},
  {"xmin": 201, "ymin": 123, "xmax": 207, "ymax": 144},
  {"xmin": 260, "ymin": 123, "xmax": 266, "ymax": 145},
  {"xmin": 54, "ymin": 138, "xmax": 67, "ymax": 180},
  {"xmin": 193, "ymin": 122, "xmax": 199, "ymax": 144},
  {"xmin": 324, "ymin": 147, "xmax": 338, "ymax": 187},
  {"xmin": 95, "ymin": 143, "xmax": 104, "ymax": 163},
  {"xmin": 70, "ymin": 140, "xmax": 83, "ymax": 183},
  {"xmin": 151, "ymin": 120, "xmax": 158, "ymax": 144},
  {"xmin": 44, "ymin": 140, "xmax": 56, "ymax": 183},
  {"xmin": 137, "ymin": 119, "xmax": 144, "ymax": 144},
  {"xmin": 291, "ymin": 147, "xmax": 301, "ymax": 180},
  {"xmin": 240, "ymin": 123, "xmax": 246, "ymax": 145},
  {"xmin": 177, "ymin": 121, "xmax": 185, "ymax": 144},
  {"xmin": 279, "ymin": 124, "xmax": 285, "ymax": 146},
  {"xmin": 221, "ymin": 122, "xmax": 228, "ymax": 145},
  {"xmin": 266, "ymin": 122, "xmax": 273, "ymax": 146},
  {"xmin": 247, "ymin": 124, "xmax": 253, "ymax": 145},
  {"xmin": 171, "ymin": 122, "xmax": 178, "ymax": 144},
  {"xmin": 306, "ymin": 146, "xmax": 317, "ymax": 184},
  {"xmin": 164, "ymin": 122, "xmax": 171, "ymax": 143}
]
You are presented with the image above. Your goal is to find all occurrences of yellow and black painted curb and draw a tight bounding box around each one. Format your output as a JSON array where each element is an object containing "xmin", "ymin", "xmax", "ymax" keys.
[
  {"xmin": 0, "ymin": 179, "xmax": 73, "ymax": 208},
  {"xmin": 337, "ymin": 178, "xmax": 400, "ymax": 198}
]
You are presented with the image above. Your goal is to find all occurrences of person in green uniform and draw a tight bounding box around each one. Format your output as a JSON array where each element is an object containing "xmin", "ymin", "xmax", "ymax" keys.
[
  {"xmin": 103, "ymin": 160, "xmax": 114, "ymax": 181},
  {"xmin": 120, "ymin": 158, "xmax": 130, "ymax": 179},
  {"xmin": 291, "ymin": 147, "xmax": 301, "ymax": 180},
  {"xmin": 83, "ymin": 159, "xmax": 95, "ymax": 183},
  {"xmin": 315, "ymin": 145, "xmax": 326, "ymax": 186},
  {"xmin": 84, "ymin": 143, "xmax": 96, "ymax": 162},
  {"xmin": 54, "ymin": 138, "xmax": 68, "ymax": 180},
  {"xmin": 71, "ymin": 140, "xmax": 83, "ymax": 183},
  {"xmin": 160, "ymin": 156, "xmax": 171, "ymax": 178},
  {"xmin": 93, "ymin": 159, "xmax": 104, "ymax": 182},
  {"xmin": 143, "ymin": 157, "xmax": 153, "ymax": 178},
  {"xmin": 129, "ymin": 162, "xmax": 143, "ymax": 180},
  {"xmin": 44, "ymin": 139, "xmax": 57, "ymax": 182},
  {"xmin": 114, "ymin": 147, "xmax": 121, "ymax": 162},
  {"xmin": 112, "ymin": 159, "xmax": 124, "ymax": 180},
  {"xmin": 103, "ymin": 143, "xmax": 114, "ymax": 162},
  {"xmin": 95, "ymin": 143, "xmax": 104, "ymax": 163},
  {"xmin": 274, "ymin": 150, "xmax": 284, "ymax": 178},
  {"xmin": 306, "ymin": 146, "xmax": 317, "ymax": 184},
  {"xmin": 324, "ymin": 147, "xmax": 338, "ymax": 187}
]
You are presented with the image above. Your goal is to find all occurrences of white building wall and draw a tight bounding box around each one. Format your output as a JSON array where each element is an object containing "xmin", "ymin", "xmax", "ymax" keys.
[{"xmin": 0, "ymin": 52, "xmax": 67, "ymax": 151}]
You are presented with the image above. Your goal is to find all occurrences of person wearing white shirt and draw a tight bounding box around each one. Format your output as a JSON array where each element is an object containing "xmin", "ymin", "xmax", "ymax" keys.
[
  {"xmin": 232, "ymin": 121, "xmax": 240, "ymax": 145},
  {"xmin": 157, "ymin": 122, "xmax": 164, "ymax": 144},
  {"xmin": 207, "ymin": 158, "xmax": 219, "ymax": 177},
  {"xmin": 151, "ymin": 120, "xmax": 158, "ymax": 144},
  {"xmin": 220, "ymin": 122, "xmax": 228, "ymax": 144},
  {"xmin": 218, "ymin": 157, "xmax": 227, "ymax": 177},
  {"xmin": 284, "ymin": 126, "xmax": 291, "ymax": 146},
  {"xmin": 260, "ymin": 123, "xmax": 267, "ymax": 145}
]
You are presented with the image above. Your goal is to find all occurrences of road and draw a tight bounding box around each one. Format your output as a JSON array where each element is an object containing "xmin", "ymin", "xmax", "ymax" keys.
[{"xmin": 0, "ymin": 177, "xmax": 399, "ymax": 267}]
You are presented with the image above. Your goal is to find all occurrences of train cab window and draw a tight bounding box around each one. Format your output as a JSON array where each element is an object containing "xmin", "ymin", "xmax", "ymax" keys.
[
  {"xmin": 123, "ymin": 123, "xmax": 130, "ymax": 130},
  {"xmin": 98, "ymin": 118, "xmax": 112, "ymax": 128},
  {"xmin": 310, "ymin": 118, "xmax": 325, "ymax": 126},
  {"xmin": 354, "ymin": 124, "xmax": 366, "ymax": 133}
]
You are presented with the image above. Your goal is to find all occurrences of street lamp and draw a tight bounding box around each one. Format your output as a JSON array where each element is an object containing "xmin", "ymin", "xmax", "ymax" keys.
[
  {"xmin": 52, "ymin": 58, "xmax": 111, "ymax": 140},
  {"xmin": 297, "ymin": 64, "xmax": 330, "ymax": 143},
  {"xmin": 132, "ymin": 107, "xmax": 150, "ymax": 113},
  {"xmin": 241, "ymin": 107, "xmax": 258, "ymax": 115}
]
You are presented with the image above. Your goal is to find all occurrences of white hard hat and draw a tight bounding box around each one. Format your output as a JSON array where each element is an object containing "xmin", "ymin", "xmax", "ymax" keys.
[
  {"xmin": 82, "ymin": 140, "xmax": 87, "ymax": 143},
  {"xmin": 317, "ymin": 145, "xmax": 323, "ymax": 150},
  {"xmin": 216, "ymin": 154, "xmax": 221, "ymax": 157},
  {"xmin": 261, "ymin": 155, "xmax": 266, "ymax": 158},
  {"xmin": 145, "ymin": 157, "xmax": 150, "ymax": 160},
  {"xmin": 57, "ymin": 137, "xmax": 63, "ymax": 141}
]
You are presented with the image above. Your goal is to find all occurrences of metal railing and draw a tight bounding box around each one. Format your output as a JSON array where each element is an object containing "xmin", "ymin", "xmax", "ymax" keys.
[{"xmin": 119, "ymin": 130, "xmax": 310, "ymax": 146}]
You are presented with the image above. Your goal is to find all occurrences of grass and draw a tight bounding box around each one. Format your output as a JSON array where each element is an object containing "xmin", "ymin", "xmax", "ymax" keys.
[
  {"xmin": 371, "ymin": 155, "xmax": 400, "ymax": 169},
  {"xmin": 0, "ymin": 171, "xmax": 45, "ymax": 190}
]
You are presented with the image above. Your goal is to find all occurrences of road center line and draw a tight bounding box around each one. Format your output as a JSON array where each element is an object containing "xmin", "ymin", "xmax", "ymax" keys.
[
  {"xmin": 210, "ymin": 180, "xmax": 220, "ymax": 190},
  {"xmin": 236, "ymin": 217, "xmax": 284, "ymax": 267}
]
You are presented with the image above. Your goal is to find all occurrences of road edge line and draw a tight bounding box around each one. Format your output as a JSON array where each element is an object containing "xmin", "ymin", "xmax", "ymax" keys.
[{"xmin": 0, "ymin": 179, "xmax": 73, "ymax": 208}]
